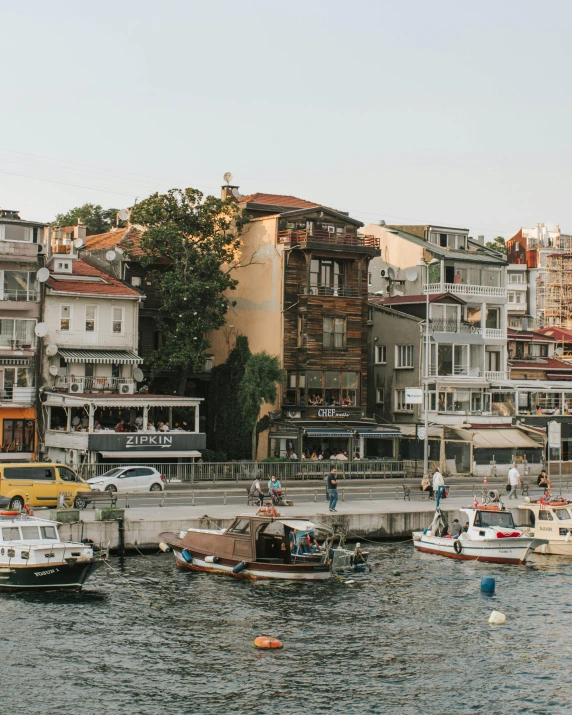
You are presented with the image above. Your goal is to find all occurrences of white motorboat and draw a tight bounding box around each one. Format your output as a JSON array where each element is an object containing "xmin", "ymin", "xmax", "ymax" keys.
[
  {"xmin": 413, "ymin": 504, "xmax": 547, "ymax": 565},
  {"xmin": 518, "ymin": 497, "xmax": 572, "ymax": 556}
]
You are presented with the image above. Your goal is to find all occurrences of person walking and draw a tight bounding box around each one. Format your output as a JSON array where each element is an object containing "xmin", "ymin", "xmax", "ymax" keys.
[
  {"xmin": 507, "ymin": 463, "xmax": 522, "ymax": 499},
  {"xmin": 327, "ymin": 468, "xmax": 338, "ymax": 512}
]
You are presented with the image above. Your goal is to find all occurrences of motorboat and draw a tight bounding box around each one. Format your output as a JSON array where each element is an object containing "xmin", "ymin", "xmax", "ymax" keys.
[
  {"xmin": 0, "ymin": 510, "xmax": 106, "ymax": 590},
  {"xmin": 413, "ymin": 503, "xmax": 547, "ymax": 564},
  {"xmin": 159, "ymin": 510, "xmax": 364, "ymax": 581},
  {"xmin": 518, "ymin": 497, "xmax": 572, "ymax": 555}
]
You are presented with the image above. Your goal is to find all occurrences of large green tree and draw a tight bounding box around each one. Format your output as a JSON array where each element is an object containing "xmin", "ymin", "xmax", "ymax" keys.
[
  {"xmin": 53, "ymin": 203, "xmax": 121, "ymax": 234},
  {"xmin": 207, "ymin": 335, "xmax": 252, "ymax": 459},
  {"xmin": 485, "ymin": 236, "xmax": 507, "ymax": 254},
  {"xmin": 239, "ymin": 352, "xmax": 284, "ymax": 460},
  {"xmin": 129, "ymin": 187, "xmax": 250, "ymax": 395}
]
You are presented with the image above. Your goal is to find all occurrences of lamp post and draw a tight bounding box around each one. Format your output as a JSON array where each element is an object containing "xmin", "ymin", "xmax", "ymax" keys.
[{"xmin": 417, "ymin": 257, "xmax": 440, "ymax": 477}]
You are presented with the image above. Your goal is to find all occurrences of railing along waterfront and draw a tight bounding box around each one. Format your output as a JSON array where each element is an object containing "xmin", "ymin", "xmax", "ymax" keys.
[
  {"xmin": 278, "ymin": 229, "xmax": 380, "ymax": 249},
  {"xmin": 75, "ymin": 459, "xmax": 405, "ymax": 482}
]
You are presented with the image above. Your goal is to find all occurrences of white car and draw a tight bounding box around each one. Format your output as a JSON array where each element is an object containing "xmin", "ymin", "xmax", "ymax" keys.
[{"xmin": 87, "ymin": 466, "xmax": 165, "ymax": 493}]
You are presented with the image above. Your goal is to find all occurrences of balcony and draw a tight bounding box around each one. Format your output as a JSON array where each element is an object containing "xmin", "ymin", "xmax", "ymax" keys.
[
  {"xmin": 298, "ymin": 283, "xmax": 359, "ymax": 298},
  {"xmin": 427, "ymin": 321, "xmax": 505, "ymax": 340},
  {"xmin": 0, "ymin": 386, "xmax": 34, "ymax": 404},
  {"xmin": 0, "ymin": 288, "xmax": 38, "ymax": 302},
  {"xmin": 486, "ymin": 371, "xmax": 508, "ymax": 381},
  {"xmin": 54, "ymin": 331, "xmax": 135, "ymax": 348},
  {"xmin": 425, "ymin": 282, "xmax": 506, "ymax": 298},
  {"xmin": 278, "ymin": 229, "xmax": 380, "ymax": 254},
  {"xmin": 428, "ymin": 366, "xmax": 483, "ymax": 378},
  {"xmin": 55, "ymin": 376, "xmax": 135, "ymax": 393}
]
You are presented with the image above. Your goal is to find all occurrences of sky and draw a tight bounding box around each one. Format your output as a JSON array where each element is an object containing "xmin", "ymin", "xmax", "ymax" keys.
[{"xmin": 1, "ymin": 0, "xmax": 571, "ymax": 240}]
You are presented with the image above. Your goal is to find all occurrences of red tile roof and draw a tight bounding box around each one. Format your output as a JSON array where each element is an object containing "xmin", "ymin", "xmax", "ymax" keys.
[
  {"xmin": 510, "ymin": 358, "xmax": 572, "ymax": 371},
  {"xmin": 238, "ymin": 193, "xmax": 320, "ymax": 210},
  {"xmin": 47, "ymin": 260, "xmax": 141, "ymax": 297},
  {"xmin": 507, "ymin": 329, "xmax": 555, "ymax": 342},
  {"xmin": 535, "ymin": 327, "xmax": 572, "ymax": 341},
  {"xmin": 85, "ymin": 226, "xmax": 144, "ymax": 257}
]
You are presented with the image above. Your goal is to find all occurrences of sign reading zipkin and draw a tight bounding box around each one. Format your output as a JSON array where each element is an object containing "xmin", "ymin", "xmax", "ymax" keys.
[{"xmin": 125, "ymin": 434, "xmax": 172, "ymax": 449}]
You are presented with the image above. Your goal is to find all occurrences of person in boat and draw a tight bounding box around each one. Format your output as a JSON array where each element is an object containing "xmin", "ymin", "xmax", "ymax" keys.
[
  {"xmin": 507, "ymin": 463, "xmax": 522, "ymax": 499},
  {"xmin": 309, "ymin": 532, "xmax": 322, "ymax": 552},
  {"xmin": 249, "ymin": 477, "xmax": 264, "ymax": 506},
  {"xmin": 537, "ymin": 470, "xmax": 553, "ymax": 492},
  {"xmin": 421, "ymin": 474, "xmax": 434, "ymax": 499},
  {"xmin": 449, "ymin": 519, "xmax": 462, "ymax": 538},
  {"xmin": 268, "ymin": 475, "xmax": 282, "ymax": 500},
  {"xmin": 462, "ymin": 521, "xmax": 469, "ymax": 533}
]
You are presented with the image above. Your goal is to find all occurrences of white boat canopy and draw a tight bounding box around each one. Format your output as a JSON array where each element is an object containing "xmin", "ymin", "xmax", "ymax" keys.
[{"xmin": 279, "ymin": 520, "xmax": 316, "ymax": 531}]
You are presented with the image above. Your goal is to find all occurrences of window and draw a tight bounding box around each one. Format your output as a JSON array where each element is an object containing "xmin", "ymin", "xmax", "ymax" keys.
[
  {"xmin": 305, "ymin": 371, "xmax": 359, "ymax": 406},
  {"xmin": 21, "ymin": 526, "xmax": 40, "ymax": 540},
  {"xmin": 368, "ymin": 272, "xmax": 372, "ymax": 286},
  {"xmin": 554, "ymin": 509, "xmax": 571, "ymax": 520},
  {"xmin": 3, "ymin": 271, "xmax": 36, "ymax": 301},
  {"xmin": 0, "ymin": 319, "xmax": 35, "ymax": 348},
  {"xmin": 310, "ymin": 258, "xmax": 346, "ymax": 293},
  {"xmin": 323, "ymin": 317, "xmax": 346, "ymax": 349},
  {"xmin": 395, "ymin": 389, "xmax": 413, "ymax": 411},
  {"xmin": 509, "ymin": 274, "xmax": 524, "ymax": 283},
  {"xmin": 538, "ymin": 511, "xmax": 554, "ymax": 521},
  {"xmin": 1, "ymin": 528, "xmax": 21, "ymax": 541},
  {"xmin": 2, "ymin": 420, "xmax": 35, "ymax": 452},
  {"xmin": 55, "ymin": 260, "xmax": 71, "ymax": 272},
  {"xmin": 376, "ymin": 388, "xmax": 384, "ymax": 405},
  {"xmin": 486, "ymin": 308, "xmax": 500, "ymax": 329},
  {"xmin": 60, "ymin": 305, "xmax": 71, "ymax": 331},
  {"xmin": 228, "ymin": 519, "xmax": 250, "ymax": 534},
  {"xmin": 1, "ymin": 224, "xmax": 32, "ymax": 242},
  {"xmin": 341, "ymin": 372, "xmax": 358, "ymax": 406},
  {"xmin": 297, "ymin": 314, "xmax": 306, "ymax": 348},
  {"xmin": 324, "ymin": 371, "xmax": 341, "ymax": 405},
  {"xmin": 40, "ymin": 526, "xmax": 57, "ymax": 539},
  {"xmin": 439, "ymin": 233, "xmax": 448, "ymax": 247},
  {"xmin": 529, "ymin": 344, "xmax": 548, "ymax": 357},
  {"xmin": 508, "ymin": 292, "xmax": 523, "ymax": 304},
  {"xmin": 396, "ymin": 345, "xmax": 414, "ymax": 368},
  {"xmin": 112, "ymin": 307, "xmax": 124, "ymax": 333},
  {"xmin": 375, "ymin": 345, "xmax": 387, "ymax": 364},
  {"xmin": 59, "ymin": 467, "xmax": 78, "ymax": 482},
  {"xmin": 85, "ymin": 305, "xmax": 97, "ymax": 332}
]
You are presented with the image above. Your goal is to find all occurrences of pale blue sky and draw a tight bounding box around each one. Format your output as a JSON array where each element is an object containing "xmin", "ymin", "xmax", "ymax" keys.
[{"xmin": 1, "ymin": 0, "xmax": 571, "ymax": 239}]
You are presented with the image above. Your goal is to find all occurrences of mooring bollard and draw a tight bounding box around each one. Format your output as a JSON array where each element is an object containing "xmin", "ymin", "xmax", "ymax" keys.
[
  {"xmin": 160, "ymin": 491, "xmax": 166, "ymax": 508},
  {"xmin": 223, "ymin": 492, "xmax": 227, "ymax": 505},
  {"xmin": 314, "ymin": 491, "xmax": 317, "ymax": 503},
  {"xmin": 342, "ymin": 489, "xmax": 345, "ymax": 502},
  {"xmin": 369, "ymin": 488, "xmax": 372, "ymax": 501},
  {"xmin": 191, "ymin": 492, "xmax": 195, "ymax": 506}
]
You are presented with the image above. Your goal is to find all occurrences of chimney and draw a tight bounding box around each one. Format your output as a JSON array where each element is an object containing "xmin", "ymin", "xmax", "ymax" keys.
[
  {"xmin": 221, "ymin": 185, "xmax": 239, "ymax": 201},
  {"xmin": 75, "ymin": 223, "xmax": 87, "ymax": 241},
  {"xmin": 477, "ymin": 235, "xmax": 485, "ymax": 246}
]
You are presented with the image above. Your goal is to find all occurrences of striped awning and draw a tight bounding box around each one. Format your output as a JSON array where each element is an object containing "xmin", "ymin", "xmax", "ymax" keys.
[
  {"xmin": 0, "ymin": 358, "xmax": 30, "ymax": 366},
  {"xmin": 356, "ymin": 429, "xmax": 401, "ymax": 438},
  {"xmin": 58, "ymin": 349, "xmax": 142, "ymax": 365},
  {"xmin": 304, "ymin": 429, "xmax": 353, "ymax": 438}
]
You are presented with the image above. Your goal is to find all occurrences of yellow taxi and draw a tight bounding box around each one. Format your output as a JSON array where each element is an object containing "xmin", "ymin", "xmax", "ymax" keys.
[{"xmin": 0, "ymin": 463, "xmax": 87, "ymax": 510}]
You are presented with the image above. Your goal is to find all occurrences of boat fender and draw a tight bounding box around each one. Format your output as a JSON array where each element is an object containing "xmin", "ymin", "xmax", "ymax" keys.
[
  {"xmin": 253, "ymin": 636, "xmax": 283, "ymax": 649},
  {"xmin": 481, "ymin": 576, "xmax": 496, "ymax": 594},
  {"xmin": 159, "ymin": 542, "xmax": 171, "ymax": 553},
  {"xmin": 205, "ymin": 555, "xmax": 219, "ymax": 563},
  {"xmin": 453, "ymin": 541, "xmax": 463, "ymax": 554},
  {"xmin": 181, "ymin": 549, "xmax": 193, "ymax": 564},
  {"xmin": 233, "ymin": 561, "xmax": 247, "ymax": 574},
  {"xmin": 488, "ymin": 610, "xmax": 506, "ymax": 625},
  {"xmin": 0, "ymin": 511, "xmax": 20, "ymax": 517}
]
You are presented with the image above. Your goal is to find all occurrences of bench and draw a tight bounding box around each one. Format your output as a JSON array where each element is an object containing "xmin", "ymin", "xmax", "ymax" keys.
[
  {"xmin": 75, "ymin": 490, "xmax": 118, "ymax": 510},
  {"xmin": 396, "ymin": 485, "xmax": 411, "ymax": 501}
]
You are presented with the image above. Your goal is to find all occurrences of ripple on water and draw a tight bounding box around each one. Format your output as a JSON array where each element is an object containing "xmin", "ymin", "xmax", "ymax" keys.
[{"xmin": 0, "ymin": 545, "xmax": 571, "ymax": 714}]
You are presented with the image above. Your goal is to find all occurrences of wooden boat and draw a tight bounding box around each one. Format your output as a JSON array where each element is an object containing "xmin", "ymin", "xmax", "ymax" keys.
[
  {"xmin": 160, "ymin": 512, "xmax": 339, "ymax": 581},
  {"xmin": 0, "ymin": 511, "xmax": 105, "ymax": 590},
  {"xmin": 518, "ymin": 497, "xmax": 572, "ymax": 555},
  {"xmin": 413, "ymin": 503, "xmax": 547, "ymax": 564}
]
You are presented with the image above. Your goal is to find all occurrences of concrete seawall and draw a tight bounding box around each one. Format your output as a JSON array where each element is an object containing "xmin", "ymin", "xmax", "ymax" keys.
[{"xmin": 55, "ymin": 497, "xmax": 534, "ymax": 552}]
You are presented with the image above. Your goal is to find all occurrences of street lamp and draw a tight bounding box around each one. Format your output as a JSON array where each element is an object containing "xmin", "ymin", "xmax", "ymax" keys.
[{"xmin": 417, "ymin": 257, "xmax": 440, "ymax": 477}]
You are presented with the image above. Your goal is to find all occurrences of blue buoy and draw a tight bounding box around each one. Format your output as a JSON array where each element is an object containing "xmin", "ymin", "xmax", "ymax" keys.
[
  {"xmin": 232, "ymin": 561, "xmax": 247, "ymax": 574},
  {"xmin": 181, "ymin": 549, "xmax": 193, "ymax": 564},
  {"xmin": 481, "ymin": 576, "xmax": 496, "ymax": 594}
]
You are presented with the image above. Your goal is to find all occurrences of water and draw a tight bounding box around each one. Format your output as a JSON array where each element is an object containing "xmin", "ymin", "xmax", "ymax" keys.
[{"xmin": 1, "ymin": 545, "xmax": 571, "ymax": 715}]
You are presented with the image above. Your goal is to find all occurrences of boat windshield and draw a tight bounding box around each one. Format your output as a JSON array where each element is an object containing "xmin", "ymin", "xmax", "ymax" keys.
[
  {"xmin": 0, "ymin": 527, "xmax": 21, "ymax": 541},
  {"xmin": 554, "ymin": 508, "xmax": 571, "ymax": 521},
  {"xmin": 474, "ymin": 511, "xmax": 515, "ymax": 529},
  {"xmin": 228, "ymin": 519, "xmax": 250, "ymax": 535}
]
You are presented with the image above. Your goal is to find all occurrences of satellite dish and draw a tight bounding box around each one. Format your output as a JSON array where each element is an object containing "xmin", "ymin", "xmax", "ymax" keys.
[
  {"xmin": 133, "ymin": 367, "xmax": 144, "ymax": 382},
  {"xmin": 223, "ymin": 171, "xmax": 233, "ymax": 184},
  {"xmin": 555, "ymin": 347, "xmax": 564, "ymax": 356},
  {"xmin": 73, "ymin": 237, "xmax": 85, "ymax": 249},
  {"xmin": 118, "ymin": 209, "xmax": 130, "ymax": 221},
  {"xmin": 387, "ymin": 267, "xmax": 396, "ymax": 280},
  {"xmin": 49, "ymin": 365, "xmax": 59, "ymax": 377},
  {"xmin": 35, "ymin": 322, "xmax": 48, "ymax": 337},
  {"xmin": 45, "ymin": 344, "xmax": 58, "ymax": 357},
  {"xmin": 37, "ymin": 267, "xmax": 50, "ymax": 282},
  {"xmin": 106, "ymin": 251, "xmax": 117, "ymax": 262},
  {"xmin": 115, "ymin": 246, "xmax": 124, "ymax": 255},
  {"xmin": 405, "ymin": 268, "xmax": 418, "ymax": 282},
  {"xmin": 231, "ymin": 188, "xmax": 241, "ymax": 198}
]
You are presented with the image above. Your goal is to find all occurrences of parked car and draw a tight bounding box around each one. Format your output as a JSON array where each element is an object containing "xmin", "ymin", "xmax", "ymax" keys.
[
  {"xmin": 0, "ymin": 463, "xmax": 86, "ymax": 510},
  {"xmin": 87, "ymin": 467, "xmax": 164, "ymax": 493}
]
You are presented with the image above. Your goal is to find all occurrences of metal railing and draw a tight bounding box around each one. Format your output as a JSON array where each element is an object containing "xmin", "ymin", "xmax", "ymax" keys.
[
  {"xmin": 74, "ymin": 459, "xmax": 405, "ymax": 483},
  {"xmin": 428, "ymin": 366, "xmax": 483, "ymax": 377},
  {"xmin": 0, "ymin": 386, "xmax": 35, "ymax": 402},
  {"xmin": 0, "ymin": 289, "xmax": 38, "ymax": 302},
  {"xmin": 424, "ymin": 282, "xmax": 506, "ymax": 298},
  {"xmin": 54, "ymin": 331, "xmax": 135, "ymax": 347},
  {"xmin": 278, "ymin": 229, "xmax": 380, "ymax": 249},
  {"xmin": 56, "ymin": 376, "xmax": 135, "ymax": 391},
  {"xmin": 298, "ymin": 283, "xmax": 359, "ymax": 298}
]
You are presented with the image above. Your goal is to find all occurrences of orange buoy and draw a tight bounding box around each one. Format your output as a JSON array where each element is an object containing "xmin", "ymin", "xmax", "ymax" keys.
[
  {"xmin": 253, "ymin": 636, "xmax": 283, "ymax": 650},
  {"xmin": 0, "ymin": 511, "xmax": 20, "ymax": 517}
]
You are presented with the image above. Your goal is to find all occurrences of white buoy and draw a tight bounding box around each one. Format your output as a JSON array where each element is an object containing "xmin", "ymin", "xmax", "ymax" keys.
[
  {"xmin": 158, "ymin": 542, "xmax": 171, "ymax": 553},
  {"xmin": 488, "ymin": 610, "xmax": 506, "ymax": 625}
]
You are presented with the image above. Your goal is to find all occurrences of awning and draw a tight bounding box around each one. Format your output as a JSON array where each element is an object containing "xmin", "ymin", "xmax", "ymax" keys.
[
  {"xmin": 279, "ymin": 520, "xmax": 316, "ymax": 531},
  {"xmin": 449, "ymin": 427, "xmax": 542, "ymax": 450},
  {"xmin": 397, "ymin": 424, "xmax": 443, "ymax": 438},
  {"xmin": 0, "ymin": 358, "xmax": 29, "ymax": 366},
  {"xmin": 547, "ymin": 373, "xmax": 572, "ymax": 380},
  {"xmin": 304, "ymin": 429, "xmax": 353, "ymax": 438},
  {"xmin": 99, "ymin": 450, "xmax": 201, "ymax": 459},
  {"xmin": 58, "ymin": 348, "xmax": 142, "ymax": 365},
  {"xmin": 356, "ymin": 429, "xmax": 401, "ymax": 438}
]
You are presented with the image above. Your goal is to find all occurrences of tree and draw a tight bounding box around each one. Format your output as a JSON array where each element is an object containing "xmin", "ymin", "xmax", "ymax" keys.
[
  {"xmin": 207, "ymin": 335, "xmax": 252, "ymax": 459},
  {"xmin": 129, "ymin": 187, "xmax": 250, "ymax": 395},
  {"xmin": 239, "ymin": 352, "xmax": 284, "ymax": 460},
  {"xmin": 485, "ymin": 236, "xmax": 506, "ymax": 254},
  {"xmin": 53, "ymin": 203, "xmax": 121, "ymax": 234}
]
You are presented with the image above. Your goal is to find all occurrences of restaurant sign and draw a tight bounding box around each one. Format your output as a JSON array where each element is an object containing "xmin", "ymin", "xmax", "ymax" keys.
[
  {"xmin": 312, "ymin": 408, "xmax": 352, "ymax": 419},
  {"xmin": 89, "ymin": 432, "xmax": 206, "ymax": 452}
]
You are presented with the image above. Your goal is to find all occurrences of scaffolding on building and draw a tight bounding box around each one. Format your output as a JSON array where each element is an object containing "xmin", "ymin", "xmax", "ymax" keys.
[{"xmin": 539, "ymin": 234, "xmax": 572, "ymax": 356}]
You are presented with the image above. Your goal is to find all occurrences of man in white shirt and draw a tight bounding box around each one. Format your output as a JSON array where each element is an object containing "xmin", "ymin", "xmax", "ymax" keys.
[
  {"xmin": 507, "ymin": 464, "xmax": 521, "ymax": 499},
  {"xmin": 432, "ymin": 468, "xmax": 444, "ymax": 491}
]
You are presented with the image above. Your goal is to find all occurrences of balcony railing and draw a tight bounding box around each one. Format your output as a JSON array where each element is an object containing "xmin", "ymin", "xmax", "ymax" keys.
[
  {"xmin": 0, "ymin": 386, "xmax": 34, "ymax": 403},
  {"xmin": 484, "ymin": 328, "xmax": 505, "ymax": 339},
  {"xmin": 54, "ymin": 330, "xmax": 135, "ymax": 347},
  {"xmin": 486, "ymin": 371, "xmax": 508, "ymax": 381},
  {"xmin": 278, "ymin": 229, "xmax": 380, "ymax": 249},
  {"xmin": 55, "ymin": 376, "xmax": 135, "ymax": 392},
  {"xmin": 427, "ymin": 321, "xmax": 506, "ymax": 339},
  {"xmin": 0, "ymin": 289, "xmax": 38, "ymax": 302},
  {"xmin": 298, "ymin": 283, "xmax": 359, "ymax": 297},
  {"xmin": 428, "ymin": 366, "xmax": 483, "ymax": 377},
  {"xmin": 425, "ymin": 282, "xmax": 506, "ymax": 298}
]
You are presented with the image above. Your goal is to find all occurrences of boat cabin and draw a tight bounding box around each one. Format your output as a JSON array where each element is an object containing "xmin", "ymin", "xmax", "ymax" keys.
[
  {"xmin": 462, "ymin": 507, "xmax": 517, "ymax": 535},
  {"xmin": 518, "ymin": 501, "xmax": 572, "ymax": 540}
]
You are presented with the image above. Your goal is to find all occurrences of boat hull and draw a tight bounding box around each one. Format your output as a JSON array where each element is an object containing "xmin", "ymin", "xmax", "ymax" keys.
[
  {"xmin": 414, "ymin": 536, "xmax": 544, "ymax": 564},
  {"xmin": 0, "ymin": 560, "xmax": 102, "ymax": 591},
  {"xmin": 173, "ymin": 549, "xmax": 331, "ymax": 582},
  {"xmin": 534, "ymin": 541, "xmax": 572, "ymax": 556}
]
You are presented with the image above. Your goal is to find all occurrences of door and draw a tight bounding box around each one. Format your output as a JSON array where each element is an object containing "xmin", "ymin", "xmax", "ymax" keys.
[
  {"xmin": 85, "ymin": 305, "xmax": 98, "ymax": 345},
  {"xmin": 116, "ymin": 468, "xmax": 140, "ymax": 492},
  {"xmin": 132, "ymin": 467, "xmax": 156, "ymax": 490}
]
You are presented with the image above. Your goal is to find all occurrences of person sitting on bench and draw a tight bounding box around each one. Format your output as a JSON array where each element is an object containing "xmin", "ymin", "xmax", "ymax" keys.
[{"xmin": 249, "ymin": 477, "xmax": 264, "ymax": 506}]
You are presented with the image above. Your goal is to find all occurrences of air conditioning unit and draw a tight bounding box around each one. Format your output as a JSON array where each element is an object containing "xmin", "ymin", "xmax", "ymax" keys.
[
  {"xmin": 286, "ymin": 410, "xmax": 302, "ymax": 419},
  {"xmin": 37, "ymin": 243, "xmax": 46, "ymax": 255},
  {"xmin": 120, "ymin": 383, "xmax": 135, "ymax": 394},
  {"xmin": 69, "ymin": 379, "xmax": 83, "ymax": 393}
]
